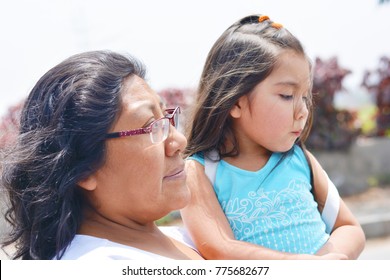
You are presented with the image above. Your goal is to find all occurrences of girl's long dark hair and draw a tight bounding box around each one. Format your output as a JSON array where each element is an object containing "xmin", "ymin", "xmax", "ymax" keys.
[
  {"xmin": 185, "ymin": 15, "xmax": 313, "ymax": 159},
  {"xmin": 1, "ymin": 50, "xmax": 145, "ymax": 259}
]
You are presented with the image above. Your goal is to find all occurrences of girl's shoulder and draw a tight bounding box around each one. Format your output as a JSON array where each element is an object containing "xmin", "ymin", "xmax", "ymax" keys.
[
  {"xmin": 187, "ymin": 152, "xmax": 205, "ymax": 165},
  {"xmin": 186, "ymin": 146, "xmax": 308, "ymax": 170},
  {"xmin": 292, "ymin": 143, "xmax": 305, "ymax": 155},
  {"xmin": 289, "ymin": 144, "xmax": 310, "ymax": 164}
]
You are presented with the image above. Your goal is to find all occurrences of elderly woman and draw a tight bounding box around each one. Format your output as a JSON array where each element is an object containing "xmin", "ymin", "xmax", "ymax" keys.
[{"xmin": 1, "ymin": 50, "xmax": 202, "ymax": 260}]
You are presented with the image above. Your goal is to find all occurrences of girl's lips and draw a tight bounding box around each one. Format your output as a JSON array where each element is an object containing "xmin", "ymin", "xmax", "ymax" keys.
[{"xmin": 292, "ymin": 129, "xmax": 303, "ymax": 137}]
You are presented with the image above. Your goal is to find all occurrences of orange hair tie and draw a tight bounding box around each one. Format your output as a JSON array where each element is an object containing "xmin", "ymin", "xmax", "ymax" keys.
[
  {"xmin": 258, "ymin": 15, "xmax": 270, "ymax": 22},
  {"xmin": 271, "ymin": 22, "xmax": 283, "ymax": 29}
]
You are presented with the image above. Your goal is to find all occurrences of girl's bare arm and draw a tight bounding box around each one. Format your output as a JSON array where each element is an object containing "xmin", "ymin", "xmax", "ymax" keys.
[
  {"xmin": 306, "ymin": 151, "xmax": 366, "ymax": 259},
  {"xmin": 180, "ymin": 159, "xmax": 347, "ymax": 260}
]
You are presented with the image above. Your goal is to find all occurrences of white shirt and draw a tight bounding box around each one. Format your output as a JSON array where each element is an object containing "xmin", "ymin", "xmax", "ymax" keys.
[{"xmin": 58, "ymin": 226, "xmax": 197, "ymax": 260}]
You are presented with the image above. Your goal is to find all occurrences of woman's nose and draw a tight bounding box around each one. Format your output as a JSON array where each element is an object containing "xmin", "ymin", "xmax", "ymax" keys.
[{"xmin": 165, "ymin": 125, "xmax": 187, "ymax": 156}]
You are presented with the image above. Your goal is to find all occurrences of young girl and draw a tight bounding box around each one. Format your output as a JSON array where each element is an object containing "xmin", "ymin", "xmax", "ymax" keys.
[{"xmin": 181, "ymin": 15, "xmax": 365, "ymax": 260}]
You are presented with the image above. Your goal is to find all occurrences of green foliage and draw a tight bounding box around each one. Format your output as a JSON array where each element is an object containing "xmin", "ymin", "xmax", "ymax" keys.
[
  {"xmin": 357, "ymin": 105, "xmax": 377, "ymax": 135},
  {"xmin": 156, "ymin": 211, "xmax": 182, "ymax": 226},
  {"xmin": 368, "ymin": 174, "xmax": 390, "ymax": 187}
]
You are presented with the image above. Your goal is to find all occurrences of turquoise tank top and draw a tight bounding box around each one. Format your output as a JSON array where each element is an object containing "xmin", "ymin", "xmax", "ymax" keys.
[{"xmin": 189, "ymin": 145, "xmax": 329, "ymax": 254}]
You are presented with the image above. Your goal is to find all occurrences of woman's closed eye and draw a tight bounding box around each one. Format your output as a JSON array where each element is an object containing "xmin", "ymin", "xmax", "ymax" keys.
[{"xmin": 143, "ymin": 116, "xmax": 156, "ymax": 128}]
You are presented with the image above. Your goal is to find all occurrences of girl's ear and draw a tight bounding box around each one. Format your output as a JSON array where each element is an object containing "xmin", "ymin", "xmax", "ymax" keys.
[
  {"xmin": 78, "ymin": 175, "xmax": 97, "ymax": 191},
  {"xmin": 230, "ymin": 95, "xmax": 248, "ymax": 118}
]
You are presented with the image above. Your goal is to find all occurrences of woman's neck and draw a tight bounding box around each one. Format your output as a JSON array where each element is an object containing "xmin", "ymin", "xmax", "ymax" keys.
[{"xmin": 78, "ymin": 207, "xmax": 202, "ymax": 259}]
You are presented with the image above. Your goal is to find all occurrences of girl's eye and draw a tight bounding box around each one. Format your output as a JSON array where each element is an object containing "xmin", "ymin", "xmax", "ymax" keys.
[{"xmin": 279, "ymin": 94, "xmax": 293, "ymax": 101}]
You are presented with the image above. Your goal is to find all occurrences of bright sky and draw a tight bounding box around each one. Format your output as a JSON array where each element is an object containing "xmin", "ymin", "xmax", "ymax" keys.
[{"xmin": 1, "ymin": 0, "xmax": 389, "ymax": 116}]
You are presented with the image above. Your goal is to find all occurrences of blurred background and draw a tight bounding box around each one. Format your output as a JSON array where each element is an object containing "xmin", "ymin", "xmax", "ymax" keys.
[{"xmin": 0, "ymin": 0, "xmax": 389, "ymax": 259}]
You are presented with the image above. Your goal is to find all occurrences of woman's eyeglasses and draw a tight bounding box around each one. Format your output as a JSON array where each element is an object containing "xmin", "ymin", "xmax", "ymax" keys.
[{"xmin": 105, "ymin": 107, "xmax": 180, "ymax": 144}]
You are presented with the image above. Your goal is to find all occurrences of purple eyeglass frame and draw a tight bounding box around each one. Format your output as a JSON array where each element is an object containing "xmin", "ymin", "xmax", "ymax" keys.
[{"xmin": 105, "ymin": 107, "xmax": 180, "ymax": 139}]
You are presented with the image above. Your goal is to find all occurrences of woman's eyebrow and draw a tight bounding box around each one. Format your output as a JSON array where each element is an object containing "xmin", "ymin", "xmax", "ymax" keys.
[
  {"xmin": 127, "ymin": 101, "xmax": 156, "ymax": 121},
  {"xmin": 157, "ymin": 96, "xmax": 166, "ymax": 110},
  {"xmin": 147, "ymin": 101, "xmax": 165, "ymax": 116}
]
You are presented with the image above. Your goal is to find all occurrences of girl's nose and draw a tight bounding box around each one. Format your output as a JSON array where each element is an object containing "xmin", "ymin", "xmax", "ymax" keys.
[{"xmin": 295, "ymin": 98, "xmax": 309, "ymax": 120}]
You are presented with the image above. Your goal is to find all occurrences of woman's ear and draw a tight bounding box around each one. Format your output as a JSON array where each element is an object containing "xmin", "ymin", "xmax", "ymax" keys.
[
  {"xmin": 230, "ymin": 95, "xmax": 248, "ymax": 118},
  {"xmin": 78, "ymin": 175, "xmax": 97, "ymax": 191}
]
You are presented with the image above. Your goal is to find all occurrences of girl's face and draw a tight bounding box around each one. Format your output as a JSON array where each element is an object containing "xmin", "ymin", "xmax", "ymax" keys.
[
  {"xmin": 79, "ymin": 75, "xmax": 189, "ymax": 225},
  {"xmin": 231, "ymin": 50, "xmax": 311, "ymax": 153}
]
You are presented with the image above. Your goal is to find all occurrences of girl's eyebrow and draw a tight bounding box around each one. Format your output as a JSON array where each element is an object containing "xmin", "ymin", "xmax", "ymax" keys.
[
  {"xmin": 274, "ymin": 79, "xmax": 311, "ymax": 91},
  {"xmin": 273, "ymin": 80, "xmax": 299, "ymax": 87}
]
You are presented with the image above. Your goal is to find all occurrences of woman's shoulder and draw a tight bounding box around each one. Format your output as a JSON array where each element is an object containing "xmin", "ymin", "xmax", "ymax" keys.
[
  {"xmin": 58, "ymin": 234, "xmax": 172, "ymax": 260},
  {"xmin": 159, "ymin": 226, "xmax": 197, "ymax": 251}
]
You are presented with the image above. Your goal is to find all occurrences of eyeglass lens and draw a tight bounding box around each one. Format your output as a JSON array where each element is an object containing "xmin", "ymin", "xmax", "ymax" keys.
[{"xmin": 151, "ymin": 118, "xmax": 170, "ymax": 143}]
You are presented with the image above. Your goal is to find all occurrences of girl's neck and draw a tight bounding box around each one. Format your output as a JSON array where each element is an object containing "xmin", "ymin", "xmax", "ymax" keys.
[{"xmin": 223, "ymin": 138, "xmax": 272, "ymax": 171}]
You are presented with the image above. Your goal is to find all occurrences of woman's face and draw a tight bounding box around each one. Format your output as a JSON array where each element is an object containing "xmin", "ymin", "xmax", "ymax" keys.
[{"xmin": 81, "ymin": 75, "xmax": 189, "ymax": 224}]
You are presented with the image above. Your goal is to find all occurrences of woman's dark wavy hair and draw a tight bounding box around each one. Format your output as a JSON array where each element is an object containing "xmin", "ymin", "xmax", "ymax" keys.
[
  {"xmin": 0, "ymin": 50, "xmax": 146, "ymax": 259},
  {"xmin": 184, "ymin": 14, "xmax": 313, "ymax": 159}
]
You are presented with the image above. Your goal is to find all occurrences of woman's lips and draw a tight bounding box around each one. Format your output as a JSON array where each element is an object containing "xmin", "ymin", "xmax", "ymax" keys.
[{"xmin": 164, "ymin": 167, "xmax": 186, "ymax": 180}]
